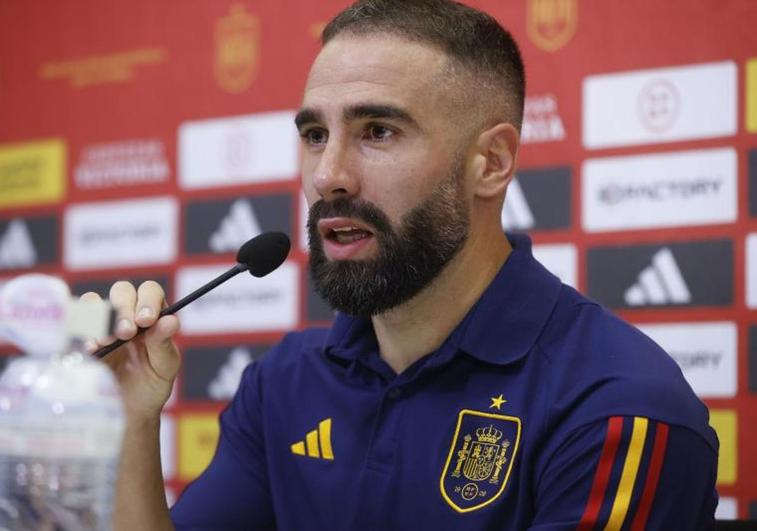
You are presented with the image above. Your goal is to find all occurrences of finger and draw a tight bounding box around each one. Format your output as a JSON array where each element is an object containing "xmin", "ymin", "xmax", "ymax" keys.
[
  {"xmin": 135, "ymin": 280, "xmax": 167, "ymax": 328},
  {"xmin": 109, "ymin": 281, "xmax": 138, "ymax": 340},
  {"xmin": 143, "ymin": 315, "xmax": 181, "ymax": 381}
]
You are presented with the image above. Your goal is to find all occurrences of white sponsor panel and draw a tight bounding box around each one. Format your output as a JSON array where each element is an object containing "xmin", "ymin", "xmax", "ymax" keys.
[
  {"xmin": 624, "ymin": 248, "xmax": 690, "ymax": 306},
  {"xmin": 75, "ymin": 138, "xmax": 169, "ymax": 189},
  {"xmin": 533, "ymin": 244, "xmax": 577, "ymax": 288},
  {"xmin": 583, "ymin": 148, "xmax": 737, "ymax": 232},
  {"xmin": 176, "ymin": 261, "xmax": 298, "ymax": 334},
  {"xmin": 521, "ymin": 93, "xmax": 566, "ymax": 144},
  {"xmin": 637, "ymin": 321, "xmax": 737, "ymax": 398},
  {"xmin": 179, "ymin": 110, "xmax": 298, "ymax": 189},
  {"xmin": 715, "ymin": 497, "xmax": 737, "ymax": 520},
  {"xmin": 160, "ymin": 413, "xmax": 175, "ymax": 479},
  {"xmin": 747, "ymin": 233, "xmax": 757, "ymax": 309},
  {"xmin": 64, "ymin": 197, "xmax": 177, "ymax": 270},
  {"xmin": 583, "ymin": 61, "xmax": 736, "ymax": 149}
]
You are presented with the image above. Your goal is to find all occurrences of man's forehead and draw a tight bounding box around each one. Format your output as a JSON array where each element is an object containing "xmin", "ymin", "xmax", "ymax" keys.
[{"xmin": 304, "ymin": 34, "xmax": 450, "ymax": 97}]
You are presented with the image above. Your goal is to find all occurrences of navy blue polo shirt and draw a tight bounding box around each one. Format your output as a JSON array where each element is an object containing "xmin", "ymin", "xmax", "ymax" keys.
[{"xmin": 171, "ymin": 233, "xmax": 718, "ymax": 530}]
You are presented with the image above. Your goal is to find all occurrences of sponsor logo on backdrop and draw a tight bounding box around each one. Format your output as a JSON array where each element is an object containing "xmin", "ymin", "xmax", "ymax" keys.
[
  {"xmin": 638, "ymin": 322, "xmax": 736, "ymax": 398},
  {"xmin": 74, "ymin": 139, "xmax": 169, "ymax": 189},
  {"xmin": 39, "ymin": 48, "xmax": 167, "ymax": 88},
  {"xmin": 0, "ymin": 139, "xmax": 65, "ymax": 209},
  {"xmin": 178, "ymin": 111, "xmax": 298, "ymax": 189},
  {"xmin": 709, "ymin": 410, "xmax": 736, "ymax": 485},
  {"xmin": 583, "ymin": 61, "xmax": 737, "ymax": 149},
  {"xmin": 582, "ymin": 148, "xmax": 737, "ymax": 232},
  {"xmin": 638, "ymin": 79, "xmax": 679, "ymax": 132},
  {"xmin": 522, "ymin": 94, "xmax": 566, "ymax": 144},
  {"xmin": 501, "ymin": 167, "xmax": 571, "ymax": 231},
  {"xmin": 587, "ymin": 240, "xmax": 733, "ymax": 309},
  {"xmin": 184, "ymin": 193, "xmax": 292, "ymax": 255},
  {"xmin": 215, "ymin": 4, "xmax": 259, "ymax": 94},
  {"xmin": 178, "ymin": 414, "xmax": 219, "ymax": 481},
  {"xmin": 532, "ymin": 244, "xmax": 577, "ymax": 288},
  {"xmin": 747, "ymin": 234, "xmax": 757, "ymax": 309},
  {"xmin": 210, "ymin": 200, "xmax": 261, "ymax": 252},
  {"xmin": 747, "ymin": 59, "xmax": 757, "ymax": 133},
  {"xmin": 0, "ymin": 220, "xmax": 36, "ymax": 269},
  {"xmin": 176, "ymin": 261, "xmax": 298, "ymax": 334},
  {"xmin": 64, "ymin": 197, "xmax": 177, "ymax": 270},
  {"xmin": 624, "ymin": 248, "xmax": 690, "ymax": 306},
  {"xmin": 749, "ymin": 150, "xmax": 757, "ymax": 217},
  {"xmin": 501, "ymin": 181, "xmax": 533, "ymax": 230},
  {"xmin": 526, "ymin": 0, "xmax": 577, "ymax": 52},
  {"xmin": 183, "ymin": 344, "xmax": 269, "ymax": 401},
  {"xmin": 160, "ymin": 414, "xmax": 175, "ymax": 479},
  {"xmin": 0, "ymin": 216, "xmax": 57, "ymax": 271}
]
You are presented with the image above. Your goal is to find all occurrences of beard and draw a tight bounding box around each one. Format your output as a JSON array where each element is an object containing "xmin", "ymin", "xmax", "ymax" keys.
[{"xmin": 307, "ymin": 155, "xmax": 469, "ymax": 317}]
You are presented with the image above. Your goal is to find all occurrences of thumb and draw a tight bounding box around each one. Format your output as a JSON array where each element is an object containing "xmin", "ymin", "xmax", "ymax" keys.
[{"xmin": 143, "ymin": 314, "xmax": 181, "ymax": 382}]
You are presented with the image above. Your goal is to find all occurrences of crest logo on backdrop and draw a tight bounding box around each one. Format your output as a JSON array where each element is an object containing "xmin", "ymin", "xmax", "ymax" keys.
[
  {"xmin": 215, "ymin": 4, "xmax": 260, "ymax": 94},
  {"xmin": 527, "ymin": 0, "xmax": 577, "ymax": 52}
]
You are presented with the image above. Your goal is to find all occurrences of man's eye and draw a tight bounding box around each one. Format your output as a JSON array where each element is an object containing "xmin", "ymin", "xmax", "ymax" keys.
[
  {"xmin": 364, "ymin": 125, "xmax": 394, "ymax": 142},
  {"xmin": 301, "ymin": 128, "xmax": 328, "ymax": 146}
]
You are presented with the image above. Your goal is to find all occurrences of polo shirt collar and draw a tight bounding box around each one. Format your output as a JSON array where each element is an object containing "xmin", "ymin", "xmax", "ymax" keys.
[{"xmin": 323, "ymin": 233, "xmax": 562, "ymax": 367}]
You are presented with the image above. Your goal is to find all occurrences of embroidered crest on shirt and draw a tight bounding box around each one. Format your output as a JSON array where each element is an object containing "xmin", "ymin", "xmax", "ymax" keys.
[{"xmin": 440, "ymin": 410, "xmax": 521, "ymax": 513}]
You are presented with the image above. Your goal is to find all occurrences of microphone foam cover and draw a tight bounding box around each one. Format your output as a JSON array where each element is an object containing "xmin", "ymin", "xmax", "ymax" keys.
[{"xmin": 237, "ymin": 232, "xmax": 291, "ymax": 277}]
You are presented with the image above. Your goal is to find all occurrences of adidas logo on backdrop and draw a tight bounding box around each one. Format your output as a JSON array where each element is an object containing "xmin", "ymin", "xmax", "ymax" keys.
[
  {"xmin": 0, "ymin": 220, "xmax": 37, "ymax": 269},
  {"xmin": 209, "ymin": 199, "xmax": 262, "ymax": 253},
  {"xmin": 624, "ymin": 248, "xmax": 691, "ymax": 306}
]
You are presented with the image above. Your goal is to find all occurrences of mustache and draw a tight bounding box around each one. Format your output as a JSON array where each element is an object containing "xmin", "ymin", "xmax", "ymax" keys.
[{"xmin": 307, "ymin": 197, "xmax": 393, "ymax": 235}]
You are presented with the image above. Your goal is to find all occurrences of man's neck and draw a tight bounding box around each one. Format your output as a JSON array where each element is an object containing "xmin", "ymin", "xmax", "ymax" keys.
[{"xmin": 371, "ymin": 230, "xmax": 512, "ymax": 375}]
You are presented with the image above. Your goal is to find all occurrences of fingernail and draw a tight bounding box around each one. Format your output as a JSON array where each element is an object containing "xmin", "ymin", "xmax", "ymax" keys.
[
  {"xmin": 117, "ymin": 318, "xmax": 133, "ymax": 335},
  {"xmin": 138, "ymin": 307, "xmax": 153, "ymax": 320},
  {"xmin": 83, "ymin": 340, "xmax": 97, "ymax": 353}
]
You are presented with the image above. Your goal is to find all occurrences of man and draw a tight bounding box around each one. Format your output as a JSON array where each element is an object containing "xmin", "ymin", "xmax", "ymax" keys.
[{"xmin": 88, "ymin": 0, "xmax": 719, "ymax": 529}]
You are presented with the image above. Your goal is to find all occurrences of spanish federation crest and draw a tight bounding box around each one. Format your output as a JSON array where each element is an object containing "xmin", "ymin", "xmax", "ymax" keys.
[
  {"xmin": 214, "ymin": 4, "xmax": 260, "ymax": 94},
  {"xmin": 440, "ymin": 410, "xmax": 521, "ymax": 513},
  {"xmin": 526, "ymin": 0, "xmax": 578, "ymax": 52}
]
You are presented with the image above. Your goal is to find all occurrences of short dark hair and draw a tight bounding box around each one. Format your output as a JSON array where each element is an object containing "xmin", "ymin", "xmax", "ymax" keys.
[{"xmin": 322, "ymin": 0, "xmax": 526, "ymax": 129}]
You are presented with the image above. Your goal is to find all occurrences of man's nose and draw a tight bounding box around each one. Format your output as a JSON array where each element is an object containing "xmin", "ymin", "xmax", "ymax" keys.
[{"xmin": 311, "ymin": 140, "xmax": 359, "ymax": 201}]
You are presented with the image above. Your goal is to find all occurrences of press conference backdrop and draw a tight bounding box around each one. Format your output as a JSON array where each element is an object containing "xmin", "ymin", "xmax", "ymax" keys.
[{"xmin": 0, "ymin": 0, "xmax": 755, "ymax": 519}]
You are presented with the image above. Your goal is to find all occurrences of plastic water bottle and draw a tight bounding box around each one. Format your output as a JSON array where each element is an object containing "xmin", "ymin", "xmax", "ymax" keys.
[{"xmin": 0, "ymin": 274, "xmax": 124, "ymax": 531}]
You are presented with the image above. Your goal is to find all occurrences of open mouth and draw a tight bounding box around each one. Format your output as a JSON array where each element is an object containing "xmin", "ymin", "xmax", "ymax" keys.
[{"xmin": 326, "ymin": 226, "xmax": 374, "ymax": 245}]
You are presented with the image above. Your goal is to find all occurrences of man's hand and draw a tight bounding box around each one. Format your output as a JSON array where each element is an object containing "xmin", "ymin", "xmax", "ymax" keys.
[{"xmin": 82, "ymin": 280, "xmax": 181, "ymax": 422}]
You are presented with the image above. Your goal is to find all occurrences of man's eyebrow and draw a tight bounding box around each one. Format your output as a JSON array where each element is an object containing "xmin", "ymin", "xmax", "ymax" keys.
[
  {"xmin": 343, "ymin": 104, "xmax": 417, "ymax": 127},
  {"xmin": 294, "ymin": 104, "xmax": 420, "ymax": 130},
  {"xmin": 294, "ymin": 108, "xmax": 321, "ymax": 129}
]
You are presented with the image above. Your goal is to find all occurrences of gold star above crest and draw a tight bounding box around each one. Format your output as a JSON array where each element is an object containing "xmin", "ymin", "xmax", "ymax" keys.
[{"xmin": 490, "ymin": 394, "xmax": 507, "ymax": 410}]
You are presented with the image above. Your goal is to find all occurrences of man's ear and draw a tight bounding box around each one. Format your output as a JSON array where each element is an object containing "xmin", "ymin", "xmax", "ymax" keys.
[{"xmin": 473, "ymin": 123, "xmax": 519, "ymax": 199}]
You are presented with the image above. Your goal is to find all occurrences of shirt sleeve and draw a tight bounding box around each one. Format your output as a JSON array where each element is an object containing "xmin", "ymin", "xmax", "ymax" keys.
[
  {"xmin": 170, "ymin": 362, "xmax": 276, "ymax": 530},
  {"xmin": 529, "ymin": 416, "xmax": 718, "ymax": 530}
]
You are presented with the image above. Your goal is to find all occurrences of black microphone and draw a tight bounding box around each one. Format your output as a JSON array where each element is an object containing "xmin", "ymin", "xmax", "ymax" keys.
[{"xmin": 93, "ymin": 231, "xmax": 291, "ymax": 359}]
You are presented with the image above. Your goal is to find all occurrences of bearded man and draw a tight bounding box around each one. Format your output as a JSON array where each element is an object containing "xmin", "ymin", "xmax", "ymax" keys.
[{"xmin": 92, "ymin": 1, "xmax": 719, "ymax": 529}]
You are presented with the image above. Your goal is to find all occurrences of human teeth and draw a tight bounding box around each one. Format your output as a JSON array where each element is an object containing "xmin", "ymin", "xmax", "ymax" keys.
[{"xmin": 333, "ymin": 226, "xmax": 361, "ymax": 232}]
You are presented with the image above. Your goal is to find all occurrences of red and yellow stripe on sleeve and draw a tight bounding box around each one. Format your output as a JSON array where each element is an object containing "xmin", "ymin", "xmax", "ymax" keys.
[{"xmin": 578, "ymin": 416, "xmax": 670, "ymax": 531}]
